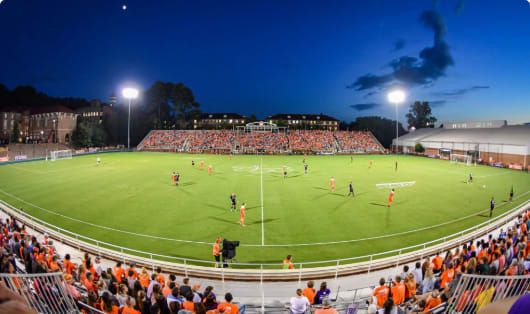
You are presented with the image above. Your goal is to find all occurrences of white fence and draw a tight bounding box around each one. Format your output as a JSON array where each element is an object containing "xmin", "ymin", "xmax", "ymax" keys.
[
  {"xmin": 0, "ymin": 199, "xmax": 528, "ymax": 282},
  {"xmin": 0, "ymin": 272, "xmax": 78, "ymax": 314}
]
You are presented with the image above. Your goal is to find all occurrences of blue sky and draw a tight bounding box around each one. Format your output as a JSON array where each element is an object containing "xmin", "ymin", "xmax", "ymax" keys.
[{"xmin": 0, "ymin": 0, "xmax": 529, "ymax": 125}]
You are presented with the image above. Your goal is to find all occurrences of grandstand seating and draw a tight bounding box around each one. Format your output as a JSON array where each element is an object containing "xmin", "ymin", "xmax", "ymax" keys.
[
  {"xmin": 138, "ymin": 130, "xmax": 384, "ymax": 154},
  {"xmin": 1, "ymin": 203, "xmax": 529, "ymax": 313}
]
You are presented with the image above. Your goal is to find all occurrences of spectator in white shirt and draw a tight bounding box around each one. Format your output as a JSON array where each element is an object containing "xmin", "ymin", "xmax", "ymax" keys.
[
  {"xmin": 290, "ymin": 289, "xmax": 310, "ymax": 314},
  {"xmin": 412, "ymin": 262, "xmax": 423, "ymax": 285}
]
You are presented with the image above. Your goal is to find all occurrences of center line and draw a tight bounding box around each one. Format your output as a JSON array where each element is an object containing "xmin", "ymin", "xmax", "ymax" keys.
[{"xmin": 260, "ymin": 155, "xmax": 264, "ymax": 246}]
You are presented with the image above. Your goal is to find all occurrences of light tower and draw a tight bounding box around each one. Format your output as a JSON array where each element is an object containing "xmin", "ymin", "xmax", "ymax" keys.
[
  {"xmin": 122, "ymin": 88, "xmax": 139, "ymax": 149},
  {"xmin": 387, "ymin": 90, "xmax": 405, "ymax": 153}
]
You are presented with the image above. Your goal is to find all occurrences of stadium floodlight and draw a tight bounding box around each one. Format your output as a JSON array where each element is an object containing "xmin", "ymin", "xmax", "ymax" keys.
[
  {"xmin": 388, "ymin": 90, "xmax": 406, "ymax": 153},
  {"xmin": 122, "ymin": 88, "xmax": 139, "ymax": 149}
]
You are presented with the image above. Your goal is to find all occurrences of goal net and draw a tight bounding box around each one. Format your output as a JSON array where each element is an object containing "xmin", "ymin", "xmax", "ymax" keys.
[
  {"xmin": 50, "ymin": 150, "xmax": 72, "ymax": 162},
  {"xmin": 450, "ymin": 153, "xmax": 472, "ymax": 166}
]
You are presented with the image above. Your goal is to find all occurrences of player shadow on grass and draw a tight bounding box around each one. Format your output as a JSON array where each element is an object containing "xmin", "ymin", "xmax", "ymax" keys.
[
  {"xmin": 209, "ymin": 216, "xmax": 239, "ymax": 225},
  {"xmin": 369, "ymin": 202, "xmax": 387, "ymax": 207},
  {"xmin": 207, "ymin": 204, "xmax": 226, "ymax": 211},
  {"xmin": 180, "ymin": 182, "xmax": 197, "ymax": 187},
  {"xmin": 248, "ymin": 218, "xmax": 279, "ymax": 225}
]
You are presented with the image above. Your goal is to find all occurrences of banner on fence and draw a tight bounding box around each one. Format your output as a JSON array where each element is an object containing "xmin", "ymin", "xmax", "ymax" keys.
[
  {"xmin": 376, "ymin": 181, "xmax": 416, "ymax": 189},
  {"xmin": 14, "ymin": 155, "xmax": 27, "ymax": 161},
  {"xmin": 509, "ymin": 164, "xmax": 523, "ymax": 170},
  {"xmin": 0, "ymin": 157, "xmax": 8, "ymax": 162}
]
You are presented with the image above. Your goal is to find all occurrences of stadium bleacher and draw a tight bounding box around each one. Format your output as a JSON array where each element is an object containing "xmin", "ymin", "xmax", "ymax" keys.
[
  {"xmin": 1, "ymin": 201, "xmax": 529, "ymax": 313},
  {"xmin": 138, "ymin": 130, "xmax": 384, "ymax": 154}
]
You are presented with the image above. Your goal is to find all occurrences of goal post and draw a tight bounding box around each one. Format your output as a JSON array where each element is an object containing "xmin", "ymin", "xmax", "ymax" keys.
[
  {"xmin": 450, "ymin": 153, "xmax": 472, "ymax": 166},
  {"xmin": 50, "ymin": 150, "xmax": 72, "ymax": 162}
]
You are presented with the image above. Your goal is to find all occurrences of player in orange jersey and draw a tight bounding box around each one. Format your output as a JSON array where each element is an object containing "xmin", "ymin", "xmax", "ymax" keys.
[
  {"xmin": 238, "ymin": 203, "xmax": 246, "ymax": 227},
  {"xmin": 388, "ymin": 189, "xmax": 395, "ymax": 207},
  {"xmin": 200, "ymin": 160, "xmax": 204, "ymax": 169},
  {"xmin": 172, "ymin": 172, "xmax": 177, "ymax": 186},
  {"xmin": 330, "ymin": 177, "xmax": 335, "ymax": 192},
  {"xmin": 208, "ymin": 165, "xmax": 212, "ymax": 175},
  {"xmin": 230, "ymin": 154, "xmax": 233, "ymax": 160},
  {"xmin": 369, "ymin": 160, "xmax": 373, "ymax": 168}
]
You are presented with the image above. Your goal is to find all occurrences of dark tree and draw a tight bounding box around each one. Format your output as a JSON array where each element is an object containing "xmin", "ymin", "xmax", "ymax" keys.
[
  {"xmin": 406, "ymin": 101, "xmax": 437, "ymax": 129},
  {"xmin": 71, "ymin": 121, "xmax": 108, "ymax": 148},
  {"xmin": 350, "ymin": 116, "xmax": 407, "ymax": 148},
  {"xmin": 12, "ymin": 122, "xmax": 20, "ymax": 142},
  {"xmin": 144, "ymin": 81, "xmax": 201, "ymax": 129},
  {"xmin": 249, "ymin": 114, "xmax": 258, "ymax": 123}
]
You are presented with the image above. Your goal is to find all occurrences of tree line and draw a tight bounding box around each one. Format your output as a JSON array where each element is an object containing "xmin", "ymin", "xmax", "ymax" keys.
[{"xmin": 0, "ymin": 83, "xmax": 437, "ymax": 149}]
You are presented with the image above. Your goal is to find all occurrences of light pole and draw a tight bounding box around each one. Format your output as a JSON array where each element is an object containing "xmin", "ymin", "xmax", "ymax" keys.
[
  {"xmin": 387, "ymin": 90, "xmax": 405, "ymax": 153},
  {"xmin": 122, "ymin": 88, "xmax": 139, "ymax": 149}
]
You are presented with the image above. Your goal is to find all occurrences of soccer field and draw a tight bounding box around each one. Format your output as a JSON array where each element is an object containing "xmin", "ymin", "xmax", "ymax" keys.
[{"xmin": 1, "ymin": 152, "xmax": 529, "ymax": 266}]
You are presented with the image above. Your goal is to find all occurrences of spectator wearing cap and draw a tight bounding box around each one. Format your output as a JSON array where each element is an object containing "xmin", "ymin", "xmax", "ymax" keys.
[
  {"xmin": 218, "ymin": 293, "xmax": 239, "ymax": 314},
  {"xmin": 314, "ymin": 298, "xmax": 338, "ymax": 314}
]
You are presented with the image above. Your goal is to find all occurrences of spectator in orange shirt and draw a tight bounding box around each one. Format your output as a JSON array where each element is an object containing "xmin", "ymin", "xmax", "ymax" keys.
[
  {"xmin": 138, "ymin": 267, "xmax": 150, "ymax": 288},
  {"xmin": 125, "ymin": 263, "xmax": 138, "ymax": 280},
  {"xmin": 113, "ymin": 261, "xmax": 125, "ymax": 283},
  {"xmin": 156, "ymin": 267, "xmax": 165, "ymax": 286},
  {"xmin": 182, "ymin": 293, "xmax": 196, "ymax": 313},
  {"xmin": 302, "ymin": 281, "xmax": 316, "ymax": 305},
  {"xmin": 391, "ymin": 275, "xmax": 405, "ymax": 305},
  {"xmin": 122, "ymin": 296, "xmax": 141, "ymax": 314},
  {"xmin": 371, "ymin": 278, "xmax": 390, "ymax": 308},
  {"xmin": 432, "ymin": 252, "xmax": 443, "ymax": 274},
  {"xmin": 218, "ymin": 293, "xmax": 239, "ymax": 314},
  {"xmin": 84, "ymin": 272, "xmax": 98, "ymax": 295},
  {"xmin": 101, "ymin": 292, "xmax": 119, "ymax": 314},
  {"xmin": 424, "ymin": 289, "xmax": 442, "ymax": 311},
  {"xmin": 440, "ymin": 263, "xmax": 455, "ymax": 288},
  {"xmin": 314, "ymin": 298, "xmax": 339, "ymax": 314}
]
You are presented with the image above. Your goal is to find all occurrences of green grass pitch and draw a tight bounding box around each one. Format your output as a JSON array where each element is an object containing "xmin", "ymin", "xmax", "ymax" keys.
[{"xmin": 0, "ymin": 152, "xmax": 529, "ymax": 267}]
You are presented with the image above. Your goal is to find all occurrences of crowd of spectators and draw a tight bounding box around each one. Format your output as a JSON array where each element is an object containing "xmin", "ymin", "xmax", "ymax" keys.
[
  {"xmin": 142, "ymin": 131, "xmax": 190, "ymax": 149},
  {"xmin": 186, "ymin": 131, "xmax": 235, "ymax": 151},
  {"xmin": 287, "ymin": 130, "xmax": 335, "ymax": 152},
  {"xmin": 236, "ymin": 132, "xmax": 288, "ymax": 152},
  {"xmin": 0, "ymin": 216, "xmax": 243, "ymax": 314},
  {"xmin": 367, "ymin": 209, "xmax": 530, "ymax": 313},
  {"xmin": 139, "ymin": 130, "xmax": 383, "ymax": 153},
  {"xmin": 334, "ymin": 131, "xmax": 382, "ymax": 153}
]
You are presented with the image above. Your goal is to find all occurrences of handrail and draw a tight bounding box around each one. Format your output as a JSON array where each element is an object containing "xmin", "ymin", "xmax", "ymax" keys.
[{"xmin": 0, "ymin": 198, "xmax": 528, "ymax": 271}]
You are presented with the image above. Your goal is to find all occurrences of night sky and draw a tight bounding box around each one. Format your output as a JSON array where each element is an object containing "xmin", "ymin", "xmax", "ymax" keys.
[{"xmin": 1, "ymin": 0, "xmax": 529, "ymax": 125}]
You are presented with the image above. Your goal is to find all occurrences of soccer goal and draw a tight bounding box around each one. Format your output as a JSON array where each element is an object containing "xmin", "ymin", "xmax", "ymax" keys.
[
  {"xmin": 450, "ymin": 153, "xmax": 472, "ymax": 166},
  {"xmin": 50, "ymin": 150, "xmax": 72, "ymax": 162}
]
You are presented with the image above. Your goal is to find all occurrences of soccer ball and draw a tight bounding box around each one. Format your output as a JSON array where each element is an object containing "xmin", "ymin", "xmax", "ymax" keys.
[{"xmin": 483, "ymin": 185, "xmax": 486, "ymax": 189}]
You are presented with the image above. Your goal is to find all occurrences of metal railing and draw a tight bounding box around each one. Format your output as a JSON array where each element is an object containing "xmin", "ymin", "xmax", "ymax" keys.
[
  {"xmin": 446, "ymin": 273, "xmax": 530, "ymax": 313},
  {"xmin": 0, "ymin": 272, "xmax": 78, "ymax": 314},
  {"xmin": 0, "ymin": 199, "xmax": 528, "ymax": 281}
]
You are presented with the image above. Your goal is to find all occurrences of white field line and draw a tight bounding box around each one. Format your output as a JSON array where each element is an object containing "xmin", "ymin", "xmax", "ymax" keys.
[
  {"xmin": 260, "ymin": 155, "xmax": 265, "ymax": 246},
  {"xmin": 6, "ymin": 165, "xmax": 46, "ymax": 174},
  {"xmin": 0, "ymin": 188, "xmax": 528, "ymax": 248}
]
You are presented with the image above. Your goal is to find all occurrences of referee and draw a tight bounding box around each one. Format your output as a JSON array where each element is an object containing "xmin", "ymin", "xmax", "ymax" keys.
[
  {"xmin": 230, "ymin": 193, "xmax": 236, "ymax": 212},
  {"xmin": 489, "ymin": 197, "xmax": 495, "ymax": 217},
  {"xmin": 347, "ymin": 181, "xmax": 355, "ymax": 197}
]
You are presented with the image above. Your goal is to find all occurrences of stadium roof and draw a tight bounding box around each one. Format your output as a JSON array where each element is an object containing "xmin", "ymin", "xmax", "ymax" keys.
[
  {"xmin": 266, "ymin": 113, "xmax": 339, "ymax": 121},
  {"xmin": 396, "ymin": 125, "xmax": 530, "ymax": 147},
  {"xmin": 31, "ymin": 105, "xmax": 74, "ymax": 114}
]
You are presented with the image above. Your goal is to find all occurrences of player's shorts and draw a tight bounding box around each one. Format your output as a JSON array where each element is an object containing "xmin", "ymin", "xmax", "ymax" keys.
[
  {"xmin": 214, "ymin": 255, "xmax": 220, "ymax": 262},
  {"xmin": 231, "ymin": 201, "xmax": 236, "ymax": 206}
]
